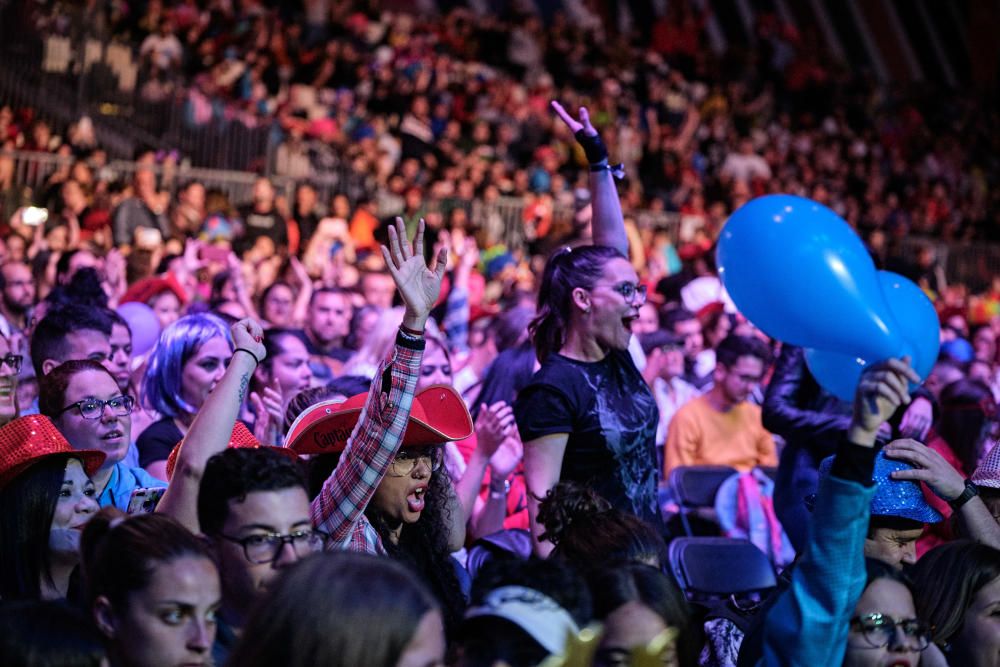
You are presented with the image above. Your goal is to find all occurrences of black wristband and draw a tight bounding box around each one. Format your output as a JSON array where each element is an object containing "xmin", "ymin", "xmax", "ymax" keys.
[
  {"xmin": 831, "ymin": 438, "xmax": 879, "ymax": 487},
  {"xmin": 949, "ymin": 480, "xmax": 979, "ymax": 511},
  {"xmin": 234, "ymin": 347, "xmax": 261, "ymax": 366},
  {"xmin": 395, "ymin": 330, "xmax": 426, "ymax": 351},
  {"xmin": 574, "ymin": 129, "xmax": 608, "ymax": 164}
]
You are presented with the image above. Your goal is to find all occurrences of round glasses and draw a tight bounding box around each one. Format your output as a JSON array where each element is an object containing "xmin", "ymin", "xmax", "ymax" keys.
[
  {"xmin": 57, "ymin": 395, "xmax": 135, "ymax": 420},
  {"xmin": 389, "ymin": 446, "xmax": 443, "ymax": 477},
  {"xmin": 221, "ymin": 529, "xmax": 330, "ymax": 564},
  {"xmin": 606, "ymin": 281, "xmax": 648, "ymax": 304},
  {"xmin": 850, "ymin": 614, "xmax": 932, "ymax": 650}
]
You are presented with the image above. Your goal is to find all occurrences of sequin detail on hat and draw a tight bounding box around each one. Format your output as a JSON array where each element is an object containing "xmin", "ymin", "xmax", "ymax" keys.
[
  {"xmin": 973, "ymin": 442, "xmax": 1000, "ymax": 489},
  {"xmin": 0, "ymin": 415, "xmax": 105, "ymax": 488},
  {"xmin": 818, "ymin": 448, "xmax": 943, "ymax": 524}
]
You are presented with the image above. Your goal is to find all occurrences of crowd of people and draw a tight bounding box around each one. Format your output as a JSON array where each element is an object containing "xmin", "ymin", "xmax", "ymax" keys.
[{"xmin": 0, "ymin": 2, "xmax": 998, "ymax": 667}]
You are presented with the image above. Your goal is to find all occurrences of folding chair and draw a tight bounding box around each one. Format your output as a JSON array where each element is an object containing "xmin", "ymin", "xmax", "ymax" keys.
[
  {"xmin": 669, "ymin": 537, "xmax": 779, "ymax": 637},
  {"xmin": 758, "ymin": 465, "xmax": 778, "ymax": 482},
  {"xmin": 668, "ymin": 465, "xmax": 738, "ymax": 536},
  {"xmin": 669, "ymin": 537, "xmax": 777, "ymax": 603},
  {"xmin": 465, "ymin": 529, "xmax": 532, "ymax": 580}
]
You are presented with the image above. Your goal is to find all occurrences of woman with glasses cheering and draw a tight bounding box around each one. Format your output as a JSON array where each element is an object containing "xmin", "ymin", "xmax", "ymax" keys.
[
  {"xmin": 515, "ymin": 102, "xmax": 660, "ymax": 556},
  {"xmin": 39, "ymin": 359, "xmax": 164, "ymax": 510}
]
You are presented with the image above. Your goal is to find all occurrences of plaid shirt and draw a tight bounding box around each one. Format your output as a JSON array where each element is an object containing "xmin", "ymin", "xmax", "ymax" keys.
[{"xmin": 312, "ymin": 333, "xmax": 424, "ymax": 555}]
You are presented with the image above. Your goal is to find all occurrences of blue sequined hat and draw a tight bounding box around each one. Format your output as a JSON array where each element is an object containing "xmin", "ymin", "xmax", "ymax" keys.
[{"xmin": 817, "ymin": 449, "xmax": 943, "ymax": 524}]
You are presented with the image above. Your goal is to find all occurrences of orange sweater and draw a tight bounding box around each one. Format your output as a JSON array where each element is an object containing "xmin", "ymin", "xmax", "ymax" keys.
[{"xmin": 664, "ymin": 395, "xmax": 777, "ymax": 476}]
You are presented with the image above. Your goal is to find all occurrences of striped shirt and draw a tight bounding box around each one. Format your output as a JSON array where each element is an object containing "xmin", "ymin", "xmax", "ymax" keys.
[{"xmin": 312, "ymin": 332, "xmax": 424, "ymax": 555}]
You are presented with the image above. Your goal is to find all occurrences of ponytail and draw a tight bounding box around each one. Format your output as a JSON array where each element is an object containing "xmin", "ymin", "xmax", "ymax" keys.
[{"xmin": 529, "ymin": 245, "xmax": 622, "ymax": 363}]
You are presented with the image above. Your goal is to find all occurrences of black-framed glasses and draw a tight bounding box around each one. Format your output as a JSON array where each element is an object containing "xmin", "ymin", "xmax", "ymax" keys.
[
  {"xmin": 220, "ymin": 529, "xmax": 330, "ymax": 564},
  {"xmin": 389, "ymin": 446, "xmax": 443, "ymax": 477},
  {"xmin": 850, "ymin": 614, "xmax": 932, "ymax": 650},
  {"xmin": 606, "ymin": 281, "xmax": 648, "ymax": 304},
  {"xmin": 57, "ymin": 395, "xmax": 135, "ymax": 420},
  {"xmin": 0, "ymin": 354, "xmax": 21, "ymax": 373}
]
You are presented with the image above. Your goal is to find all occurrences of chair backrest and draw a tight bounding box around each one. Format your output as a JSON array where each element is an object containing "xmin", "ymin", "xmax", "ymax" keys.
[
  {"xmin": 668, "ymin": 537, "xmax": 777, "ymax": 598},
  {"xmin": 465, "ymin": 528, "xmax": 532, "ymax": 580},
  {"xmin": 670, "ymin": 465, "xmax": 739, "ymax": 508},
  {"xmin": 758, "ymin": 465, "xmax": 778, "ymax": 482}
]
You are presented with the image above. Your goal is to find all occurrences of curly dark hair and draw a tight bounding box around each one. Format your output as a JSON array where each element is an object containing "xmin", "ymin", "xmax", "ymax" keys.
[
  {"xmin": 198, "ymin": 448, "xmax": 308, "ymax": 536},
  {"xmin": 537, "ymin": 482, "xmax": 668, "ymax": 571},
  {"xmin": 365, "ymin": 469, "xmax": 466, "ymax": 637}
]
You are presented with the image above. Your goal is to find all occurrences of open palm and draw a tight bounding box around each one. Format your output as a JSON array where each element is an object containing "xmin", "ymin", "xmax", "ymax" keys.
[{"xmin": 381, "ymin": 217, "xmax": 448, "ymax": 327}]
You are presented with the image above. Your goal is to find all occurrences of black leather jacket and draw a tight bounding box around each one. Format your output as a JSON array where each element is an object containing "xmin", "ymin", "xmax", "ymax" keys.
[{"xmin": 763, "ymin": 345, "xmax": 855, "ymax": 460}]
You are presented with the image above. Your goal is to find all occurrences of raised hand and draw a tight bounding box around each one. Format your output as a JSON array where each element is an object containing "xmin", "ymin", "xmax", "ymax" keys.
[
  {"xmin": 380, "ymin": 217, "xmax": 447, "ymax": 331},
  {"xmin": 251, "ymin": 377, "xmax": 283, "ymax": 446},
  {"xmin": 899, "ymin": 396, "xmax": 934, "ymax": 441},
  {"xmin": 475, "ymin": 401, "xmax": 517, "ymax": 459},
  {"xmin": 551, "ymin": 100, "xmax": 597, "ymax": 137},
  {"xmin": 884, "ymin": 438, "xmax": 966, "ymax": 502},
  {"xmin": 490, "ymin": 432, "xmax": 524, "ymax": 482},
  {"xmin": 231, "ymin": 318, "xmax": 266, "ymax": 364},
  {"xmin": 551, "ymin": 100, "xmax": 610, "ymax": 167},
  {"xmin": 848, "ymin": 357, "xmax": 920, "ymax": 447}
]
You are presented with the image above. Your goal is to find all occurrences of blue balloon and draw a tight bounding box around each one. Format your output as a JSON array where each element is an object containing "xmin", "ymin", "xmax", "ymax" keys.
[
  {"xmin": 879, "ymin": 271, "xmax": 939, "ymax": 380},
  {"xmin": 805, "ymin": 272, "xmax": 940, "ymax": 400},
  {"xmin": 804, "ymin": 348, "xmax": 868, "ymax": 402},
  {"xmin": 717, "ymin": 195, "xmax": 900, "ymax": 360}
]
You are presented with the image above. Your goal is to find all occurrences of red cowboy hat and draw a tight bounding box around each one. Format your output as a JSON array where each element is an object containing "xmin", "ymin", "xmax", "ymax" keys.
[
  {"xmin": 165, "ymin": 421, "xmax": 298, "ymax": 480},
  {"xmin": 285, "ymin": 384, "xmax": 474, "ymax": 456},
  {"xmin": 0, "ymin": 415, "xmax": 105, "ymax": 489}
]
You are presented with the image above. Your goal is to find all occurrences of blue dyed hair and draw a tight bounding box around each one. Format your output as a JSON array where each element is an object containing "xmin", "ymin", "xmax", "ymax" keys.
[{"xmin": 142, "ymin": 313, "xmax": 233, "ymax": 418}]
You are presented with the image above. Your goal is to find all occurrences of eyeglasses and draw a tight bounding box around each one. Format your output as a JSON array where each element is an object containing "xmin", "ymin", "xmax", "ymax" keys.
[
  {"xmin": 0, "ymin": 354, "xmax": 21, "ymax": 373},
  {"xmin": 389, "ymin": 446, "xmax": 443, "ymax": 477},
  {"xmin": 605, "ymin": 282, "xmax": 648, "ymax": 304},
  {"xmin": 57, "ymin": 395, "xmax": 135, "ymax": 420},
  {"xmin": 850, "ymin": 614, "xmax": 932, "ymax": 650},
  {"xmin": 220, "ymin": 529, "xmax": 330, "ymax": 564}
]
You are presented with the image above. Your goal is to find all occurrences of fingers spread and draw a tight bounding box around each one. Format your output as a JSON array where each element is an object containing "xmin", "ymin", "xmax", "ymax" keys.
[
  {"xmin": 433, "ymin": 245, "xmax": 449, "ymax": 280},
  {"xmin": 396, "ymin": 217, "xmax": 412, "ymax": 260},
  {"xmin": 414, "ymin": 218, "xmax": 426, "ymax": 259}
]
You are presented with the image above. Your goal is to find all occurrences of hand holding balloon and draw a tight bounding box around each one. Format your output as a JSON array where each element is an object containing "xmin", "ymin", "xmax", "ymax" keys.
[{"xmin": 716, "ymin": 195, "xmax": 939, "ymax": 400}]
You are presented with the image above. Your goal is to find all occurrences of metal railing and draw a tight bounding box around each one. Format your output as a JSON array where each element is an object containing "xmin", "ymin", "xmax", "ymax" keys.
[
  {"xmin": 2, "ymin": 150, "xmax": 683, "ymax": 253},
  {"xmin": 12, "ymin": 149, "xmax": 1000, "ymax": 287}
]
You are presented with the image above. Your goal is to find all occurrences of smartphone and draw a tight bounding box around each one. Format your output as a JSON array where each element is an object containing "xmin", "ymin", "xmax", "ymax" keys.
[
  {"xmin": 199, "ymin": 244, "xmax": 230, "ymax": 263},
  {"xmin": 329, "ymin": 240, "xmax": 344, "ymax": 258},
  {"xmin": 126, "ymin": 486, "xmax": 166, "ymax": 514},
  {"xmin": 21, "ymin": 207, "xmax": 48, "ymax": 226}
]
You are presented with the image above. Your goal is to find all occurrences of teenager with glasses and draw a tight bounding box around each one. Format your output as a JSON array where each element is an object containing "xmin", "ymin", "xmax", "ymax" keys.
[
  {"xmin": 844, "ymin": 559, "xmax": 934, "ymax": 667},
  {"xmin": 39, "ymin": 359, "xmax": 164, "ymax": 510},
  {"xmin": 515, "ymin": 103, "xmax": 660, "ymax": 556}
]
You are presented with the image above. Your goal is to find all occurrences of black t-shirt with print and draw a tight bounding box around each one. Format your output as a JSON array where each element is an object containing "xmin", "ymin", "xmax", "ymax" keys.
[{"xmin": 515, "ymin": 348, "xmax": 661, "ymax": 525}]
